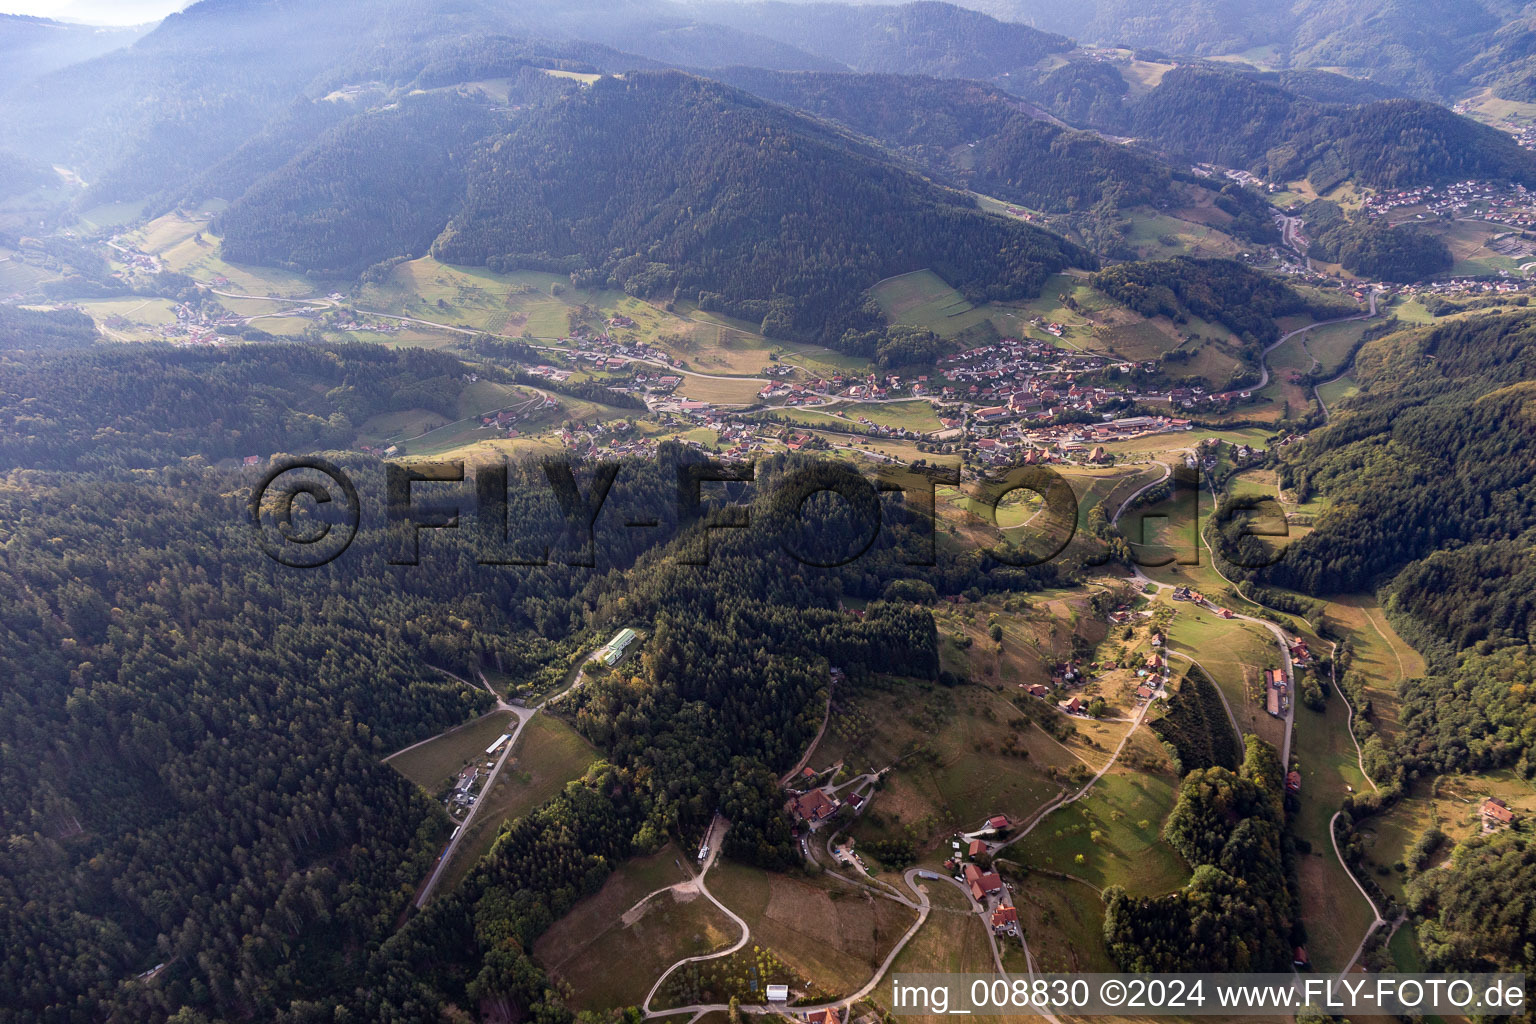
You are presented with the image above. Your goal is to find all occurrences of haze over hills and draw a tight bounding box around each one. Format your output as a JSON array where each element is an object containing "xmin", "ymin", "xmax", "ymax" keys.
[
  {"xmin": 957, "ymin": 0, "xmax": 1536, "ymax": 101},
  {"xmin": 5, "ymin": 0, "xmax": 1536, "ymax": 1022},
  {"xmin": 0, "ymin": 13, "xmax": 151, "ymax": 92}
]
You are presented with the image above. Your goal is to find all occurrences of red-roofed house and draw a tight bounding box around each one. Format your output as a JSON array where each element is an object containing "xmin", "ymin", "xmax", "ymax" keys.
[
  {"xmin": 991, "ymin": 905, "xmax": 1019, "ymax": 931},
  {"xmin": 786, "ymin": 788, "xmax": 838, "ymax": 823},
  {"xmin": 964, "ymin": 863, "xmax": 1003, "ymax": 899},
  {"xmin": 1484, "ymin": 797, "xmax": 1515, "ymax": 827}
]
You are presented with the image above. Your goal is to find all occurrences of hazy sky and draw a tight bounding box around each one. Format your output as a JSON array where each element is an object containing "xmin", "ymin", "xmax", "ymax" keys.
[{"xmin": 3, "ymin": 0, "xmax": 190, "ymax": 24}]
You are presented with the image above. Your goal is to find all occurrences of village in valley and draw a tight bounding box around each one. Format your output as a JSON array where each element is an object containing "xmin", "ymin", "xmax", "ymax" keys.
[{"xmin": 7, "ymin": 130, "xmax": 1534, "ymax": 1024}]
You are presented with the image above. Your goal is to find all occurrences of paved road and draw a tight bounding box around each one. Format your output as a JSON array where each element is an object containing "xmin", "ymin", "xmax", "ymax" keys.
[
  {"xmin": 642, "ymin": 816, "xmax": 753, "ymax": 1015},
  {"xmin": 998, "ymin": 695, "xmax": 1157, "ymax": 852},
  {"xmin": 1257, "ymin": 291, "xmax": 1378, "ymax": 391},
  {"xmin": 1109, "ymin": 451, "xmax": 1297, "ymax": 765},
  {"xmin": 1330, "ymin": 809, "xmax": 1387, "ymax": 976},
  {"xmin": 413, "ymin": 653, "xmax": 601, "ymax": 908},
  {"xmin": 1330, "ymin": 639, "xmax": 1377, "ymax": 794},
  {"xmin": 645, "ymin": 864, "xmax": 943, "ymax": 1019}
]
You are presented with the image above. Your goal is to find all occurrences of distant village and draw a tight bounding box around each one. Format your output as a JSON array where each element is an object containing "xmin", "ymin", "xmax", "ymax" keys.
[{"xmin": 1363, "ymin": 179, "xmax": 1536, "ymax": 231}]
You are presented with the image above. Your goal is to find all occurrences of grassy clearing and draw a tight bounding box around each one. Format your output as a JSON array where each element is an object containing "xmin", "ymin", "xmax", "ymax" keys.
[
  {"xmin": 709, "ymin": 861, "xmax": 918, "ymax": 996},
  {"xmin": 1012, "ymin": 771, "xmax": 1188, "ymax": 895},
  {"xmin": 535, "ymin": 845, "xmax": 734, "ymax": 1011},
  {"xmin": 1290, "ymin": 688, "xmax": 1375, "ymax": 974},
  {"xmin": 1358, "ymin": 770, "xmax": 1536, "ymax": 908},
  {"xmin": 355, "ymin": 408, "xmax": 451, "ymax": 446},
  {"xmin": 1014, "ymin": 873, "xmax": 1116, "ymax": 971},
  {"xmin": 0, "ymin": 252, "xmax": 58, "ymax": 296},
  {"xmin": 75, "ymin": 198, "xmax": 151, "ymax": 232},
  {"xmin": 1165, "ymin": 608, "xmax": 1287, "ymax": 752},
  {"xmin": 1122, "ymin": 210, "xmax": 1245, "ymax": 261},
  {"xmin": 74, "ymin": 297, "xmax": 180, "ymax": 339},
  {"xmin": 360, "ymin": 256, "xmax": 783, "ymax": 379},
  {"xmin": 870, "ymin": 269, "xmax": 974, "ymax": 328},
  {"xmin": 672, "ymin": 372, "xmax": 765, "ymax": 406},
  {"xmin": 386, "ymin": 710, "xmax": 515, "ymax": 792},
  {"xmin": 1432, "ymin": 218, "xmax": 1528, "ymax": 277},
  {"xmin": 1456, "ymin": 87, "xmax": 1536, "ymax": 127},
  {"xmin": 1229, "ymin": 466, "xmax": 1328, "ymax": 518},
  {"xmin": 1317, "ymin": 373, "xmax": 1359, "ymax": 409},
  {"xmin": 877, "ymin": 880, "xmax": 994, "ymax": 1019},
  {"xmin": 1302, "ymin": 320, "xmax": 1367, "ymax": 375},
  {"xmin": 813, "ymin": 675, "xmax": 1076, "ymax": 857},
  {"xmin": 933, "ymin": 597, "xmax": 1095, "ymax": 691},
  {"xmin": 438, "ymin": 714, "xmax": 597, "ymax": 891},
  {"xmin": 1101, "ymin": 425, "xmax": 1271, "ymax": 457},
  {"xmin": 1322, "ymin": 595, "xmax": 1427, "ymax": 736}
]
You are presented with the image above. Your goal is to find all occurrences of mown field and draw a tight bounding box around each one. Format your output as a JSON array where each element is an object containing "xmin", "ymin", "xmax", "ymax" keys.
[
  {"xmin": 534, "ymin": 845, "xmax": 732, "ymax": 1010},
  {"xmin": 1165, "ymin": 607, "xmax": 1287, "ymax": 753},
  {"xmin": 437, "ymin": 713, "xmax": 597, "ymax": 891},
  {"xmin": 709, "ymin": 862, "xmax": 917, "ymax": 997},
  {"xmin": 386, "ymin": 709, "xmax": 516, "ymax": 793},
  {"xmin": 1012, "ymin": 770, "xmax": 1188, "ymax": 895},
  {"xmin": 1289, "ymin": 686, "xmax": 1376, "ymax": 975},
  {"xmin": 824, "ymin": 680, "xmax": 1074, "ymax": 855}
]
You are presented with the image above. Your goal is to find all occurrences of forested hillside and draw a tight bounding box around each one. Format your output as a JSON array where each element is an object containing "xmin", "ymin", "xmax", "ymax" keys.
[
  {"xmin": 711, "ymin": 69, "xmax": 1177, "ymax": 213},
  {"xmin": 0, "ymin": 0, "xmax": 1070, "ymax": 208},
  {"xmin": 988, "ymin": 0, "xmax": 1530, "ymax": 102},
  {"xmin": 1104, "ymin": 738, "xmax": 1296, "ymax": 971},
  {"xmin": 1305, "ymin": 217, "xmax": 1452, "ymax": 283},
  {"xmin": 692, "ymin": 0, "xmax": 1071, "ymax": 78},
  {"xmin": 1227, "ymin": 310, "xmax": 1536, "ymax": 978},
  {"xmin": 1091, "ymin": 256, "xmax": 1350, "ymax": 348},
  {"xmin": 1263, "ymin": 312, "xmax": 1536, "ymax": 596},
  {"xmin": 434, "ymin": 71, "xmax": 1087, "ymax": 351},
  {"xmin": 1129, "ymin": 69, "xmax": 1536, "ymax": 189},
  {"xmin": 216, "ymin": 93, "xmax": 505, "ymax": 276},
  {"xmin": 0, "ymin": 14, "xmax": 149, "ymax": 93},
  {"xmin": 0, "ymin": 342, "xmax": 471, "ymax": 470},
  {"xmin": 0, "ymin": 149, "xmax": 54, "ymax": 201},
  {"xmin": 0, "ymin": 421, "xmax": 1079, "ymax": 1022},
  {"xmin": 1245, "ymin": 312, "xmax": 1536, "ymax": 775},
  {"xmin": 0, "ymin": 305, "xmax": 97, "ymax": 352}
]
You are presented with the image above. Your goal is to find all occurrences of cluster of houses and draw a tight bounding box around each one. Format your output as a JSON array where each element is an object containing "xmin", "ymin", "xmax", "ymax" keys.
[
  {"xmin": 1416, "ymin": 276, "xmax": 1533, "ymax": 297},
  {"xmin": 963, "ymin": 414, "xmax": 1200, "ymax": 468},
  {"xmin": 560, "ymin": 333, "xmax": 684, "ymax": 375},
  {"xmin": 1362, "ymin": 179, "xmax": 1536, "ymax": 227},
  {"xmin": 937, "ymin": 816, "xmax": 1021, "ymax": 938},
  {"xmin": 478, "ymin": 396, "xmax": 561, "ymax": 437},
  {"xmin": 547, "ymin": 418, "xmax": 664, "ymax": 461},
  {"xmin": 629, "ymin": 371, "xmax": 683, "ymax": 394},
  {"xmin": 742, "ymin": 334, "xmax": 1263, "ymax": 442}
]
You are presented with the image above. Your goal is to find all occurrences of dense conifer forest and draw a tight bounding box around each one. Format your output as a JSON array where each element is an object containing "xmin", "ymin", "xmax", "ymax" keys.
[
  {"xmin": 434, "ymin": 72, "xmax": 1087, "ymax": 350},
  {"xmin": 0, "ymin": 342, "xmax": 472, "ymax": 470}
]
